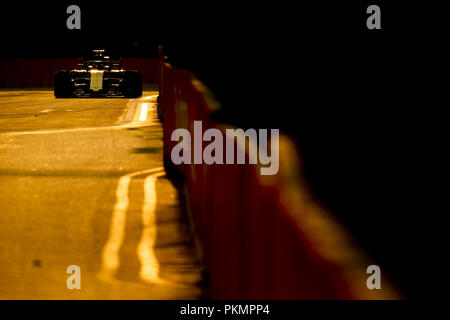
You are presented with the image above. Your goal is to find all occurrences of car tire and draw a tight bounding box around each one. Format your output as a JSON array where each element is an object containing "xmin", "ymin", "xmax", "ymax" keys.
[
  {"xmin": 54, "ymin": 71, "xmax": 72, "ymax": 98},
  {"xmin": 123, "ymin": 71, "xmax": 143, "ymax": 98}
]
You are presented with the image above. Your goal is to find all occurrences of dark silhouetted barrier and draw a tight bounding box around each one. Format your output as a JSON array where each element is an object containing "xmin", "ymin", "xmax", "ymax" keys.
[
  {"xmin": 158, "ymin": 47, "xmax": 401, "ymax": 299},
  {"xmin": 0, "ymin": 58, "xmax": 159, "ymax": 88}
]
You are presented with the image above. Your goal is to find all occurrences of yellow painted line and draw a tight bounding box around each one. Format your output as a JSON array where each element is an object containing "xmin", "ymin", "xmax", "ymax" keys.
[
  {"xmin": 137, "ymin": 171, "xmax": 165, "ymax": 283},
  {"xmin": 99, "ymin": 167, "xmax": 164, "ymax": 281}
]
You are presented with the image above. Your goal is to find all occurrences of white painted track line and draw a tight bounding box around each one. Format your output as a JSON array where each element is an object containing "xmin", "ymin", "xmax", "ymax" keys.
[
  {"xmin": 99, "ymin": 167, "xmax": 164, "ymax": 282},
  {"xmin": 139, "ymin": 103, "xmax": 149, "ymax": 121},
  {"xmin": 138, "ymin": 171, "xmax": 166, "ymax": 283}
]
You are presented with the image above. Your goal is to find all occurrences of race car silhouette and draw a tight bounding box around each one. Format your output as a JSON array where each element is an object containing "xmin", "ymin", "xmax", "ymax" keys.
[{"xmin": 54, "ymin": 49, "xmax": 142, "ymax": 98}]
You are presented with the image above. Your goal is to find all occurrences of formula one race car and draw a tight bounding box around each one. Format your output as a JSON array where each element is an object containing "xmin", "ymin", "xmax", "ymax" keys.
[{"xmin": 54, "ymin": 49, "xmax": 142, "ymax": 98}]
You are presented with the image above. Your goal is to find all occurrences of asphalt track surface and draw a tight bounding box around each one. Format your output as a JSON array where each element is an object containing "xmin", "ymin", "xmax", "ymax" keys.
[{"xmin": 0, "ymin": 89, "xmax": 203, "ymax": 299}]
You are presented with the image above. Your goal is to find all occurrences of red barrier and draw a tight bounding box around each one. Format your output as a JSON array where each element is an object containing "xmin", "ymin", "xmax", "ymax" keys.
[
  {"xmin": 121, "ymin": 58, "xmax": 160, "ymax": 84},
  {"xmin": 0, "ymin": 59, "xmax": 78, "ymax": 88},
  {"xmin": 0, "ymin": 58, "xmax": 159, "ymax": 88},
  {"xmin": 157, "ymin": 49, "xmax": 401, "ymax": 299}
]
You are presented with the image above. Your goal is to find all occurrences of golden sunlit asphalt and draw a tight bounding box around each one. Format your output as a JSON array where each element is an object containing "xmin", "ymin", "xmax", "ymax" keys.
[{"xmin": 0, "ymin": 89, "xmax": 203, "ymax": 299}]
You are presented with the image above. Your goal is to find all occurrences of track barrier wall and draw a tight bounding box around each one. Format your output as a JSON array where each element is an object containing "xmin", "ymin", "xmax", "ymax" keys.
[{"xmin": 158, "ymin": 48, "xmax": 401, "ymax": 300}]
